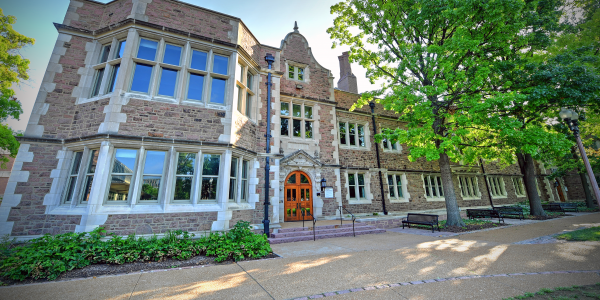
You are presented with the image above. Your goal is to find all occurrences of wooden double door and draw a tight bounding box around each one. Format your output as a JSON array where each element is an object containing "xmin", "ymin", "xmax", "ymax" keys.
[{"xmin": 284, "ymin": 171, "xmax": 313, "ymax": 221}]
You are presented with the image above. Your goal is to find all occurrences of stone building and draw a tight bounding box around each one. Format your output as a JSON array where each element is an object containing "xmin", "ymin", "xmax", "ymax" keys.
[{"xmin": 0, "ymin": 0, "xmax": 580, "ymax": 238}]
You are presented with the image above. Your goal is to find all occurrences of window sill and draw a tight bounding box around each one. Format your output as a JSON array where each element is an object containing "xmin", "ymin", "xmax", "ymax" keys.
[
  {"xmin": 491, "ymin": 195, "xmax": 508, "ymax": 199},
  {"xmin": 280, "ymin": 136, "xmax": 314, "ymax": 141},
  {"xmin": 227, "ymin": 202, "xmax": 254, "ymax": 210},
  {"xmin": 382, "ymin": 149, "xmax": 402, "ymax": 154},
  {"xmin": 340, "ymin": 145, "xmax": 369, "ymax": 151},
  {"xmin": 348, "ymin": 198, "xmax": 371, "ymax": 205},
  {"xmin": 425, "ymin": 197, "xmax": 445, "ymax": 202},
  {"xmin": 462, "ymin": 195, "xmax": 482, "ymax": 200},
  {"xmin": 78, "ymin": 93, "xmax": 114, "ymax": 105},
  {"xmin": 515, "ymin": 194, "xmax": 527, "ymax": 198},
  {"xmin": 389, "ymin": 198, "xmax": 409, "ymax": 203}
]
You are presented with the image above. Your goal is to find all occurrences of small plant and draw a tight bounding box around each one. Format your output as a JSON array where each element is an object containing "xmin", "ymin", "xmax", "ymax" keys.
[
  {"xmin": 286, "ymin": 208, "xmax": 291, "ymax": 215},
  {"xmin": 373, "ymin": 212, "xmax": 379, "ymax": 216},
  {"xmin": 0, "ymin": 221, "xmax": 272, "ymax": 281}
]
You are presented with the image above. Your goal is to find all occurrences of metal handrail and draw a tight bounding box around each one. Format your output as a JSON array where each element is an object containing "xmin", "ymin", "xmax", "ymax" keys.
[
  {"xmin": 338, "ymin": 205, "xmax": 356, "ymax": 237},
  {"xmin": 301, "ymin": 208, "xmax": 317, "ymax": 241}
]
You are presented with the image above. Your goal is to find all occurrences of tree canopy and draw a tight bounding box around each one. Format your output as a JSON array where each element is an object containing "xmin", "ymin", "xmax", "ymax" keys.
[{"xmin": 0, "ymin": 8, "xmax": 34, "ymax": 168}]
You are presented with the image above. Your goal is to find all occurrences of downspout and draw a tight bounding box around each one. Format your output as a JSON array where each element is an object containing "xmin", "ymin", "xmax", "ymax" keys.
[
  {"xmin": 263, "ymin": 53, "xmax": 275, "ymax": 237},
  {"xmin": 479, "ymin": 158, "xmax": 494, "ymax": 209},
  {"xmin": 369, "ymin": 102, "xmax": 388, "ymax": 215}
]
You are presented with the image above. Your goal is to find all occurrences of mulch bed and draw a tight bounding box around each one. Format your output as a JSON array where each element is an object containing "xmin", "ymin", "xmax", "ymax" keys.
[
  {"xmin": 443, "ymin": 222, "xmax": 508, "ymax": 233},
  {"xmin": 528, "ymin": 214, "xmax": 573, "ymax": 220},
  {"xmin": 0, "ymin": 253, "xmax": 280, "ymax": 286}
]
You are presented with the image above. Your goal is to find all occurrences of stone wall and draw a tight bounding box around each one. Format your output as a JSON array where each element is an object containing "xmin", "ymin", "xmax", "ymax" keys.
[
  {"xmin": 232, "ymin": 113, "xmax": 259, "ymax": 152},
  {"xmin": 38, "ymin": 35, "xmax": 100, "ymax": 139},
  {"xmin": 102, "ymin": 211, "xmax": 218, "ymax": 236},
  {"xmin": 7, "ymin": 144, "xmax": 82, "ymax": 236},
  {"xmin": 564, "ymin": 170, "xmax": 587, "ymax": 201},
  {"xmin": 146, "ymin": 0, "xmax": 235, "ymax": 43},
  {"xmin": 118, "ymin": 99, "xmax": 224, "ymax": 141},
  {"xmin": 280, "ymin": 34, "xmax": 332, "ymax": 101}
]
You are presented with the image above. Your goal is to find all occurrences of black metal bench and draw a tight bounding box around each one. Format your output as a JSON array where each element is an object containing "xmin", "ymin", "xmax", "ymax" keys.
[
  {"xmin": 466, "ymin": 209, "xmax": 505, "ymax": 224},
  {"xmin": 542, "ymin": 203, "xmax": 565, "ymax": 214},
  {"xmin": 496, "ymin": 206, "xmax": 524, "ymax": 220},
  {"xmin": 402, "ymin": 213, "xmax": 440, "ymax": 233},
  {"xmin": 559, "ymin": 203, "xmax": 579, "ymax": 212}
]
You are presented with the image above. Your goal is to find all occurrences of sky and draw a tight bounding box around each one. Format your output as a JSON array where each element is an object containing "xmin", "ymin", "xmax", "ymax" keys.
[{"xmin": 1, "ymin": 0, "xmax": 380, "ymax": 132}]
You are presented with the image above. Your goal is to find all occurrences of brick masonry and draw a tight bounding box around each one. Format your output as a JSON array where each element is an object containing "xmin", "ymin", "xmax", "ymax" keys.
[
  {"xmin": 7, "ymin": 144, "xmax": 82, "ymax": 236},
  {"xmin": 101, "ymin": 212, "xmax": 218, "ymax": 236},
  {"xmin": 118, "ymin": 99, "xmax": 224, "ymax": 141}
]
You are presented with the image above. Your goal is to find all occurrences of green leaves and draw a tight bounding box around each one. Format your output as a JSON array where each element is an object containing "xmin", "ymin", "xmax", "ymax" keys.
[{"xmin": 0, "ymin": 222, "xmax": 272, "ymax": 281}]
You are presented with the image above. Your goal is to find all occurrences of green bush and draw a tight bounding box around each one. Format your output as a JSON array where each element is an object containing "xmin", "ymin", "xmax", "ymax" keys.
[{"xmin": 0, "ymin": 221, "xmax": 271, "ymax": 281}]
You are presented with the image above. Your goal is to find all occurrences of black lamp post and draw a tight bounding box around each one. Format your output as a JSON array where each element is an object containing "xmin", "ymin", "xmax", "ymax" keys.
[{"xmin": 559, "ymin": 108, "xmax": 600, "ymax": 206}]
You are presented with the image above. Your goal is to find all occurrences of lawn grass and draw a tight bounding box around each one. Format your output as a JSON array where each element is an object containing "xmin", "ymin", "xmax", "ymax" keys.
[
  {"xmin": 503, "ymin": 283, "xmax": 600, "ymax": 300},
  {"xmin": 556, "ymin": 226, "xmax": 600, "ymax": 241}
]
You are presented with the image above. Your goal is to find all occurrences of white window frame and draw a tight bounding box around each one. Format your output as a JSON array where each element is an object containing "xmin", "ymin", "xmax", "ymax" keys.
[
  {"xmin": 487, "ymin": 176, "xmax": 507, "ymax": 198},
  {"xmin": 235, "ymin": 61, "xmax": 256, "ymax": 119},
  {"xmin": 288, "ymin": 65, "xmax": 304, "ymax": 81},
  {"xmin": 381, "ymin": 127, "xmax": 402, "ymax": 152},
  {"xmin": 280, "ymin": 101, "xmax": 314, "ymax": 139},
  {"xmin": 172, "ymin": 151, "xmax": 200, "ymax": 204},
  {"xmin": 104, "ymin": 148, "xmax": 140, "ymax": 205},
  {"xmin": 512, "ymin": 177, "xmax": 526, "ymax": 197},
  {"xmin": 88, "ymin": 37, "xmax": 125, "ymax": 99},
  {"xmin": 346, "ymin": 171, "xmax": 371, "ymax": 204},
  {"xmin": 137, "ymin": 150, "xmax": 169, "ymax": 204},
  {"xmin": 458, "ymin": 175, "xmax": 481, "ymax": 200},
  {"xmin": 423, "ymin": 174, "xmax": 445, "ymax": 201},
  {"xmin": 386, "ymin": 173, "xmax": 409, "ymax": 203},
  {"xmin": 61, "ymin": 149, "xmax": 100, "ymax": 207},
  {"xmin": 338, "ymin": 121, "xmax": 368, "ymax": 149}
]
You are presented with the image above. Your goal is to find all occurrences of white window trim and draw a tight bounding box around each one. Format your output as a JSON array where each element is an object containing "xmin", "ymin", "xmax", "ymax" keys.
[
  {"xmin": 234, "ymin": 60, "xmax": 257, "ymax": 120},
  {"xmin": 423, "ymin": 174, "xmax": 445, "ymax": 201},
  {"xmin": 386, "ymin": 172, "xmax": 410, "ymax": 203},
  {"xmin": 380, "ymin": 126, "xmax": 402, "ymax": 153},
  {"xmin": 487, "ymin": 176, "xmax": 508, "ymax": 199},
  {"xmin": 338, "ymin": 120, "xmax": 369, "ymax": 150},
  {"xmin": 280, "ymin": 100, "xmax": 314, "ymax": 139},
  {"xmin": 346, "ymin": 171, "xmax": 372, "ymax": 204},
  {"xmin": 512, "ymin": 177, "xmax": 527, "ymax": 197},
  {"xmin": 458, "ymin": 175, "xmax": 481, "ymax": 200},
  {"xmin": 286, "ymin": 60, "xmax": 309, "ymax": 82},
  {"xmin": 85, "ymin": 37, "xmax": 125, "ymax": 102}
]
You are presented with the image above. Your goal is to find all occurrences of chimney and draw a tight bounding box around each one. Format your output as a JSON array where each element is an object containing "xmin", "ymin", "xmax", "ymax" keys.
[{"xmin": 337, "ymin": 51, "xmax": 358, "ymax": 93}]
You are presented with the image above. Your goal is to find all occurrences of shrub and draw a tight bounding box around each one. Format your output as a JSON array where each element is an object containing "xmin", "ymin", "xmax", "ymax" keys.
[{"xmin": 0, "ymin": 221, "xmax": 271, "ymax": 281}]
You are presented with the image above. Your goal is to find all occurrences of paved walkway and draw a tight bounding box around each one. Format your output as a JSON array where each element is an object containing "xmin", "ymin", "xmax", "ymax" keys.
[{"xmin": 1, "ymin": 213, "xmax": 599, "ymax": 300}]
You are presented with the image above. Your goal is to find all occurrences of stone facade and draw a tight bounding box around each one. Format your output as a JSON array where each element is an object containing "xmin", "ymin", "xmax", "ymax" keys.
[{"xmin": 0, "ymin": 0, "xmax": 586, "ymax": 239}]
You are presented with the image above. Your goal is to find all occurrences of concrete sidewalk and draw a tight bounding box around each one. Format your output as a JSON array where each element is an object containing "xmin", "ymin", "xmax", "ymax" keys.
[{"xmin": 2, "ymin": 213, "xmax": 599, "ymax": 300}]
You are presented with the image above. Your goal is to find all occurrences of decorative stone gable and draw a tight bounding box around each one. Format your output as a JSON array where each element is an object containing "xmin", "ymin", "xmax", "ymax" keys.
[{"xmin": 280, "ymin": 150, "xmax": 322, "ymax": 168}]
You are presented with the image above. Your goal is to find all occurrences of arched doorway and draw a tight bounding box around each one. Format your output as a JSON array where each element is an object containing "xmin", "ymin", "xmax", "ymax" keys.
[{"xmin": 284, "ymin": 171, "xmax": 313, "ymax": 221}]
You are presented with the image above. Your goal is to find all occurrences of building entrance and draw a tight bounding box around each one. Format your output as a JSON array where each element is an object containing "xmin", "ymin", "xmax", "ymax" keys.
[{"xmin": 284, "ymin": 171, "xmax": 313, "ymax": 221}]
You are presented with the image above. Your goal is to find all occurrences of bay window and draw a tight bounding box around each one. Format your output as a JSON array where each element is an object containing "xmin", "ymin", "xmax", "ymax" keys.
[
  {"xmin": 107, "ymin": 149, "xmax": 138, "ymax": 203},
  {"xmin": 173, "ymin": 152, "xmax": 196, "ymax": 202},
  {"xmin": 139, "ymin": 151, "xmax": 167, "ymax": 202},
  {"xmin": 236, "ymin": 62, "xmax": 255, "ymax": 118},
  {"xmin": 200, "ymin": 154, "xmax": 220, "ymax": 201}
]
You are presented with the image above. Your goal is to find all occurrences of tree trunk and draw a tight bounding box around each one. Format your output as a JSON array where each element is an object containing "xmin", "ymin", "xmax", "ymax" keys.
[
  {"xmin": 517, "ymin": 153, "xmax": 546, "ymax": 216},
  {"xmin": 571, "ymin": 147, "xmax": 596, "ymax": 208},
  {"xmin": 439, "ymin": 152, "xmax": 465, "ymax": 227}
]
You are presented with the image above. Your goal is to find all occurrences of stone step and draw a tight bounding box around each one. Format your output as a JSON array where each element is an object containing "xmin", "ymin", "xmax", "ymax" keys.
[
  {"xmin": 268, "ymin": 228, "xmax": 386, "ymax": 244},
  {"xmin": 272, "ymin": 225, "xmax": 376, "ymax": 238},
  {"xmin": 278, "ymin": 222, "xmax": 370, "ymax": 233}
]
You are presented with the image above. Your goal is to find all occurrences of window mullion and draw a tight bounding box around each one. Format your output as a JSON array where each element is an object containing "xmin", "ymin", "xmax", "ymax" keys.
[{"xmin": 192, "ymin": 149, "xmax": 202, "ymax": 205}]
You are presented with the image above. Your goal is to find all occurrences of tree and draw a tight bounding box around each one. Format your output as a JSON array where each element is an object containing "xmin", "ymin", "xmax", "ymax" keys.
[
  {"xmin": 0, "ymin": 8, "xmax": 35, "ymax": 168},
  {"xmin": 467, "ymin": 48, "xmax": 600, "ymax": 215},
  {"xmin": 328, "ymin": 0, "xmax": 548, "ymax": 226}
]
